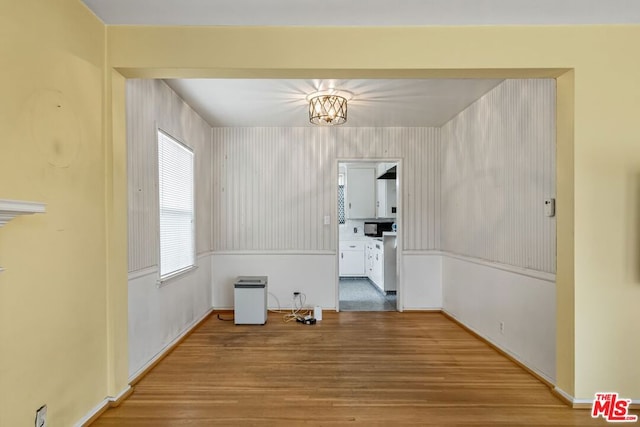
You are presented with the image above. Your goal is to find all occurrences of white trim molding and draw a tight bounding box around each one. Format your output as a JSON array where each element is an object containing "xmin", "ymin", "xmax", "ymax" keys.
[
  {"xmin": 444, "ymin": 308, "xmax": 555, "ymax": 385},
  {"xmin": 402, "ymin": 250, "xmax": 444, "ymax": 256},
  {"xmin": 212, "ymin": 250, "xmax": 336, "ymax": 256},
  {"xmin": 0, "ymin": 199, "xmax": 46, "ymax": 228},
  {"xmin": 128, "ymin": 266, "xmax": 158, "ymax": 281},
  {"xmin": 74, "ymin": 385, "xmax": 132, "ymax": 427},
  {"xmin": 554, "ymin": 387, "xmax": 640, "ymax": 407},
  {"xmin": 129, "ymin": 307, "xmax": 214, "ymax": 382},
  {"xmin": 442, "ymin": 251, "xmax": 556, "ymax": 283},
  {"xmin": 197, "ymin": 250, "xmax": 214, "ymax": 259},
  {"xmin": 128, "ymin": 252, "xmax": 212, "ymax": 281}
]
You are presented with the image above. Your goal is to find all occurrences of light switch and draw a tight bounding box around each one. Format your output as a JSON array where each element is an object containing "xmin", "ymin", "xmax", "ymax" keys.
[
  {"xmin": 324, "ymin": 215, "xmax": 331, "ymax": 225},
  {"xmin": 544, "ymin": 198, "xmax": 555, "ymax": 217}
]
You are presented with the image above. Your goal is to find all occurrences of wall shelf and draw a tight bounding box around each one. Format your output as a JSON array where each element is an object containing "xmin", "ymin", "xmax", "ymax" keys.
[{"xmin": 0, "ymin": 199, "xmax": 46, "ymax": 273}]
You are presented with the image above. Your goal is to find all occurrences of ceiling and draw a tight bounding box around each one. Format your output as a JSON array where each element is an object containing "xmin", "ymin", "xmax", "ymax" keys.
[
  {"xmin": 82, "ymin": 0, "xmax": 640, "ymax": 26},
  {"xmin": 165, "ymin": 79, "xmax": 503, "ymax": 127},
  {"xmin": 85, "ymin": 0, "xmax": 638, "ymax": 128}
]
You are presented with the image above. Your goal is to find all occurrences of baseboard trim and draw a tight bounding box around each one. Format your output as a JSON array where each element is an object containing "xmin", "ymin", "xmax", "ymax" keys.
[
  {"xmin": 129, "ymin": 307, "xmax": 215, "ymax": 386},
  {"xmin": 552, "ymin": 386, "xmax": 577, "ymax": 407},
  {"xmin": 552, "ymin": 387, "xmax": 640, "ymax": 409},
  {"xmin": 76, "ymin": 386, "xmax": 133, "ymax": 427},
  {"xmin": 441, "ymin": 310, "xmax": 556, "ymax": 393},
  {"xmin": 80, "ymin": 308, "xmax": 214, "ymax": 426}
]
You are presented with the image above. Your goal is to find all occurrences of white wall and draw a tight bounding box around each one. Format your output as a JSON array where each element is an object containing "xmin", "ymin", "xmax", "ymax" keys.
[
  {"xmin": 442, "ymin": 255, "xmax": 556, "ymax": 381},
  {"xmin": 211, "ymin": 253, "xmax": 336, "ymax": 309},
  {"xmin": 440, "ymin": 79, "xmax": 557, "ymax": 382},
  {"xmin": 128, "ymin": 254, "xmax": 212, "ymax": 378},
  {"xmin": 402, "ymin": 253, "xmax": 442, "ymax": 310},
  {"xmin": 126, "ymin": 79, "xmax": 213, "ymax": 377}
]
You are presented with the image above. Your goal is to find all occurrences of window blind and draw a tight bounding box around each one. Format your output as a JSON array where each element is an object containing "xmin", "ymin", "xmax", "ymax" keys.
[{"xmin": 158, "ymin": 130, "xmax": 195, "ymax": 278}]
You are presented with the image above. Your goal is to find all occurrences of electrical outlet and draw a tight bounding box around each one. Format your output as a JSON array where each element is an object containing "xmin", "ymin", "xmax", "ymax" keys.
[
  {"xmin": 293, "ymin": 291, "xmax": 300, "ymax": 298},
  {"xmin": 35, "ymin": 405, "xmax": 47, "ymax": 427},
  {"xmin": 499, "ymin": 322, "xmax": 505, "ymax": 335}
]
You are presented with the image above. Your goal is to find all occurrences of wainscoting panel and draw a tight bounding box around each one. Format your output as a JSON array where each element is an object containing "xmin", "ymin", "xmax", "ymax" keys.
[
  {"xmin": 211, "ymin": 253, "xmax": 337, "ymax": 310},
  {"xmin": 128, "ymin": 254, "xmax": 212, "ymax": 378},
  {"xmin": 442, "ymin": 253, "xmax": 556, "ymax": 382}
]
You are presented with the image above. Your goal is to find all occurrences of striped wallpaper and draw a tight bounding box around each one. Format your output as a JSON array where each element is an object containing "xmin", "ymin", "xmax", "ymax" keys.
[
  {"xmin": 126, "ymin": 78, "xmax": 555, "ymax": 273},
  {"xmin": 440, "ymin": 79, "xmax": 556, "ymax": 273},
  {"xmin": 211, "ymin": 127, "xmax": 441, "ymax": 252},
  {"xmin": 127, "ymin": 79, "xmax": 213, "ymax": 272}
]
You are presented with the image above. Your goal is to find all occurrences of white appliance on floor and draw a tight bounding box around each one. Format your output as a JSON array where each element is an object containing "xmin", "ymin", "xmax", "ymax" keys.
[{"xmin": 234, "ymin": 276, "xmax": 268, "ymax": 325}]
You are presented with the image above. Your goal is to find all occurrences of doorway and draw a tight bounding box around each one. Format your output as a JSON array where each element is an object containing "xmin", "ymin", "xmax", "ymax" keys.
[{"xmin": 337, "ymin": 160, "xmax": 400, "ymax": 311}]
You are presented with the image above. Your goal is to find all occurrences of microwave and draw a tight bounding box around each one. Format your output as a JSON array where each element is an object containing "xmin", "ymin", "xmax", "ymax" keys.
[{"xmin": 364, "ymin": 221, "xmax": 393, "ymax": 237}]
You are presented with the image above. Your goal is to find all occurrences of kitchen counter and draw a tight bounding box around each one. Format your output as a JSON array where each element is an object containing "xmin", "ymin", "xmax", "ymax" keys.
[
  {"xmin": 340, "ymin": 232, "xmax": 395, "ymax": 242},
  {"xmin": 339, "ymin": 235, "xmax": 373, "ymax": 241},
  {"xmin": 339, "ymin": 234, "xmax": 397, "ymax": 293}
]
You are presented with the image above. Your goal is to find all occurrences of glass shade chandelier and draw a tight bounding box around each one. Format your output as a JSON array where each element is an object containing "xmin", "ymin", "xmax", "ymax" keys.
[{"xmin": 307, "ymin": 90, "xmax": 352, "ymax": 126}]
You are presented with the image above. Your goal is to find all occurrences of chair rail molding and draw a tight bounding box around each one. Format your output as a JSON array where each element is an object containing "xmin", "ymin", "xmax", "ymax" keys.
[
  {"xmin": 0, "ymin": 199, "xmax": 46, "ymax": 228},
  {"xmin": 0, "ymin": 199, "xmax": 46, "ymax": 273}
]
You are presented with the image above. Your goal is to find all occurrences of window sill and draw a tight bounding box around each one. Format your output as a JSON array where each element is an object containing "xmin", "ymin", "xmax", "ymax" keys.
[{"xmin": 156, "ymin": 265, "xmax": 198, "ymax": 288}]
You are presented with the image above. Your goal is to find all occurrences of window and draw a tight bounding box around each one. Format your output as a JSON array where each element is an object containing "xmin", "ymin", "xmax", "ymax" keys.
[{"xmin": 158, "ymin": 130, "xmax": 195, "ymax": 279}]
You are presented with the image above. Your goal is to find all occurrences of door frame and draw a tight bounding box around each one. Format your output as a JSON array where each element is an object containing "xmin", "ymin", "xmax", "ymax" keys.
[{"xmin": 335, "ymin": 158, "xmax": 403, "ymax": 312}]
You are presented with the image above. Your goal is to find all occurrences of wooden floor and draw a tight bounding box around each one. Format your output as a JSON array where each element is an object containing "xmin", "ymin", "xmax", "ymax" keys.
[{"xmin": 94, "ymin": 312, "xmax": 629, "ymax": 426}]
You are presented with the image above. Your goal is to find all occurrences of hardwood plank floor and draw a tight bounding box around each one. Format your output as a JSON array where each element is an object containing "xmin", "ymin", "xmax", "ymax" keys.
[{"xmin": 93, "ymin": 312, "xmax": 631, "ymax": 426}]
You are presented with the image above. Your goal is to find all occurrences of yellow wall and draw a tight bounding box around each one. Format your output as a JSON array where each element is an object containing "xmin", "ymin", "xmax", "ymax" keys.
[
  {"xmin": 0, "ymin": 0, "xmax": 114, "ymax": 425},
  {"xmin": 107, "ymin": 25, "xmax": 640, "ymax": 400}
]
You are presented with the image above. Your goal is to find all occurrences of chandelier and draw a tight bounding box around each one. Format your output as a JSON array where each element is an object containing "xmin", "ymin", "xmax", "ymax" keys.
[{"xmin": 307, "ymin": 90, "xmax": 352, "ymax": 126}]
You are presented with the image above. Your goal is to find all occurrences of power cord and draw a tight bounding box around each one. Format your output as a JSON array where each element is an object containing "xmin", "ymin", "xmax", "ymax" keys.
[
  {"xmin": 267, "ymin": 291, "xmax": 287, "ymax": 314},
  {"xmin": 218, "ymin": 292, "xmax": 315, "ymax": 324},
  {"xmin": 284, "ymin": 292, "xmax": 315, "ymax": 324}
]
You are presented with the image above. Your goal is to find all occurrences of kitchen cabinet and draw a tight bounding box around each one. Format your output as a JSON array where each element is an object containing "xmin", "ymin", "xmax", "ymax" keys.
[
  {"xmin": 365, "ymin": 241, "xmax": 375, "ymax": 279},
  {"xmin": 382, "ymin": 233, "xmax": 397, "ymax": 292},
  {"xmin": 367, "ymin": 240, "xmax": 384, "ymax": 291},
  {"xmin": 346, "ymin": 167, "xmax": 375, "ymax": 219},
  {"xmin": 376, "ymin": 163, "xmax": 397, "ymax": 218},
  {"xmin": 339, "ymin": 240, "xmax": 366, "ymax": 277},
  {"xmin": 365, "ymin": 235, "xmax": 397, "ymax": 293}
]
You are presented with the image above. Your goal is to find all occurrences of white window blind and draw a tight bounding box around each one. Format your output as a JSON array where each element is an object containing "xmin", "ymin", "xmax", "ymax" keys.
[{"xmin": 158, "ymin": 130, "xmax": 195, "ymax": 279}]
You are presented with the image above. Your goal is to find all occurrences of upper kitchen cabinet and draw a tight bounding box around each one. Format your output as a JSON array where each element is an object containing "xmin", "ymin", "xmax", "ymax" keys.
[
  {"xmin": 376, "ymin": 163, "xmax": 397, "ymax": 218},
  {"xmin": 346, "ymin": 166, "xmax": 376, "ymax": 219}
]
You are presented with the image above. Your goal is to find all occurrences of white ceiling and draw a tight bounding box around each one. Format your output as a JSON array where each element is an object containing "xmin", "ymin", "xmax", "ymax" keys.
[
  {"xmin": 89, "ymin": 0, "xmax": 635, "ymax": 127},
  {"xmin": 165, "ymin": 79, "xmax": 503, "ymax": 127},
  {"xmin": 82, "ymin": 0, "xmax": 640, "ymax": 26}
]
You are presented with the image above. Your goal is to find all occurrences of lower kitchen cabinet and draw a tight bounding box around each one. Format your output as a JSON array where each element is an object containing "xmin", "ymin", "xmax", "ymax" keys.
[
  {"xmin": 369, "ymin": 241, "xmax": 384, "ymax": 291},
  {"xmin": 365, "ymin": 242, "xmax": 375, "ymax": 279},
  {"xmin": 339, "ymin": 241, "xmax": 366, "ymax": 276}
]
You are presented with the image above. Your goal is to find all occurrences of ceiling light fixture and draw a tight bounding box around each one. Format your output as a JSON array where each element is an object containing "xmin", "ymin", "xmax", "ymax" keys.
[{"xmin": 307, "ymin": 90, "xmax": 352, "ymax": 126}]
